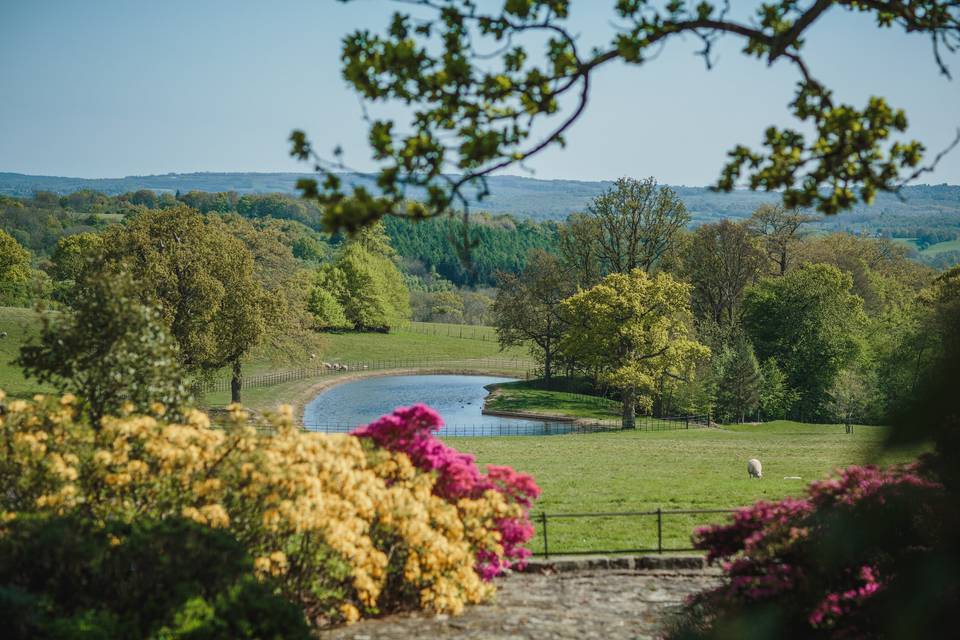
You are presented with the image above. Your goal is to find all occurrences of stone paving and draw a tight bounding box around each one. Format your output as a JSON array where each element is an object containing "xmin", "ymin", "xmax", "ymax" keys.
[{"xmin": 320, "ymin": 564, "xmax": 723, "ymax": 640}]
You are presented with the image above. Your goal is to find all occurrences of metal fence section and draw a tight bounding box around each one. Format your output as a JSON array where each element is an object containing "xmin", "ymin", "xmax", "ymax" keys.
[
  {"xmin": 395, "ymin": 321, "xmax": 499, "ymax": 342},
  {"xmin": 193, "ymin": 356, "xmax": 537, "ymax": 394},
  {"xmin": 532, "ymin": 507, "xmax": 739, "ymax": 557},
  {"xmin": 299, "ymin": 414, "xmax": 712, "ymax": 436}
]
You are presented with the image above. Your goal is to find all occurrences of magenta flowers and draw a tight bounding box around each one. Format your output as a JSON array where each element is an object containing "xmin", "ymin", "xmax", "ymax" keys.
[
  {"xmin": 679, "ymin": 461, "xmax": 945, "ymax": 638},
  {"xmin": 354, "ymin": 404, "xmax": 541, "ymax": 579}
]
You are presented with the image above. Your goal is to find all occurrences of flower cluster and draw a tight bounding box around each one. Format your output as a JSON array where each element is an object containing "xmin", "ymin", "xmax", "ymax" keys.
[
  {"xmin": 0, "ymin": 393, "xmax": 539, "ymax": 626},
  {"xmin": 353, "ymin": 404, "xmax": 541, "ymax": 579},
  {"xmin": 678, "ymin": 462, "xmax": 945, "ymax": 638}
]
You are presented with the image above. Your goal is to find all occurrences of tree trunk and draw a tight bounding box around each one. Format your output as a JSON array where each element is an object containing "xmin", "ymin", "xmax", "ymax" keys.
[
  {"xmin": 231, "ymin": 359, "xmax": 242, "ymax": 404},
  {"xmin": 543, "ymin": 346, "xmax": 553, "ymax": 388},
  {"xmin": 622, "ymin": 387, "xmax": 636, "ymax": 429}
]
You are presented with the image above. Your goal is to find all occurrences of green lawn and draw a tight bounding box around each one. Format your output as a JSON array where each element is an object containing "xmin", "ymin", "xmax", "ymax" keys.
[
  {"xmin": 396, "ymin": 321, "xmax": 501, "ymax": 343},
  {"xmin": 453, "ymin": 421, "xmax": 923, "ymax": 554},
  {"xmin": 485, "ymin": 380, "xmax": 622, "ymax": 420}
]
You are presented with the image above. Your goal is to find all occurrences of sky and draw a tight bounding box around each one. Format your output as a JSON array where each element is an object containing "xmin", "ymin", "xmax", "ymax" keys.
[{"xmin": 1, "ymin": 0, "xmax": 958, "ymax": 185}]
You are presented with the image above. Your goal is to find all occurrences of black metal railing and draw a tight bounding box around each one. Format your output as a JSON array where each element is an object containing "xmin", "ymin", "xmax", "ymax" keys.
[
  {"xmin": 299, "ymin": 414, "xmax": 711, "ymax": 436},
  {"xmin": 531, "ymin": 507, "xmax": 739, "ymax": 557}
]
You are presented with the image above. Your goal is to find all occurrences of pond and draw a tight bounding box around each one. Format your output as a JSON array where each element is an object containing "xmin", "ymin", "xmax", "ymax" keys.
[{"xmin": 302, "ymin": 374, "xmax": 578, "ymax": 436}]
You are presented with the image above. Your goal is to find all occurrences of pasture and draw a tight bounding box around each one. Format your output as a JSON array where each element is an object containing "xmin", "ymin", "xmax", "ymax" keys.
[{"xmin": 455, "ymin": 421, "xmax": 923, "ymax": 554}]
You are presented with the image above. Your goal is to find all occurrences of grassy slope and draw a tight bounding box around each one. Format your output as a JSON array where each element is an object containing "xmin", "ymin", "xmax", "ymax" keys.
[
  {"xmin": 454, "ymin": 421, "xmax": 922, "ymax": 553},
  {"xmin": 0, "ymin": 307, "xmax": 54, "ymax": 397},
  {"xmin": 485, "ymin": 381, "xmax": 622, "ymax": 420},
  {"xmin": 0, "ymin": 307, "xmax": 527, "ymax": 407}
]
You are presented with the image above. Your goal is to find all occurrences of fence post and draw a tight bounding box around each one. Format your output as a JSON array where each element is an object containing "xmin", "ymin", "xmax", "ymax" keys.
[
  {"xmin": 540, "ymin": 512, "xmax": 549, "ymax": 559},
  {"xmin": 657, "ymin": 508, "xmax": 663, "ymax": 554}
]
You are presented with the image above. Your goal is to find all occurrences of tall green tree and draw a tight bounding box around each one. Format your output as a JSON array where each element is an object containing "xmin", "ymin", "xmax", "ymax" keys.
[
  {"xmin": 827, "ymin": 368, "xmax": 871, "ymax": 433},
  {"xmin": 311, "ymin": 224, "xmax": 410, "ymax": 331},
  {"xmin": 559, "ymin": 269, "xmax": 709, "ymax": 428},
  {"xmin": 575, "ymin": 177, "xmax": 690, "ymax": 278},
  {"xmin": 17, "ymin": 271, "xmax": 191, "ymax": 426},
  {"xmin": 50, "ymin": 232, "xmax": 104, "ymax": 283},
  {"xmin": 747, "ymin": 205, "xmax": 814, "ymax": 276},
  {"xmin": 493, "ymin": 250, "xmax": 573, "ymax": 384},
  {"xmin": 97, "ymin": 206, "xmax": 269, "ymax": 403},
  {"xmin": 758, "ymin": 357, "xmax": 798, "ymax": 420},
  {"xmin": 685, "ymin": 220, "xmax": 765, "ymax": 327},
  {"xmin": 743, "ymin": 264, "xmax": 866, "ymax": 419},
  {"xmin": 715, "ymin": 337, "xmax": 762, "ymax": 424}
]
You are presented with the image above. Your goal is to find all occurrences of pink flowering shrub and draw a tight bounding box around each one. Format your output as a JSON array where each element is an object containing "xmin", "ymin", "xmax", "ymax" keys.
[
  {"xmin": 353, "ymin": 404, "xmax": 541, "ymax": 579},
  {"xmin": 671, "ymin": 461, "xmax": 949, "ymax": 639}
]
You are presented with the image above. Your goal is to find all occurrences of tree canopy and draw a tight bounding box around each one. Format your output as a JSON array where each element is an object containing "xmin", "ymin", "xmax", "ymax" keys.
[
  {"xmin": 96, "ymin": 206, "xmax": 270, "ymax": 402},
  {"xmin": 559, "ymin": 269, "xmax": 709, "ymax": 427},
  {"xmin": 743, "ymin": 263, "xmax": 867, "ymax": 419},
  {"xmin": 290, "ymin": 0, "xmax": 960, "ymax": 235},
  {"xmin": 493, "ymin": 249, "xmax": 573, "ymax": 382}
]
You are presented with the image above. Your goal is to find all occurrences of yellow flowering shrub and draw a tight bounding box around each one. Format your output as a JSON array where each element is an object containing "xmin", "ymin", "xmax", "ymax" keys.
[{"xmin": 0, "ymin": 393, "xmax": 522, "ymax": 626}]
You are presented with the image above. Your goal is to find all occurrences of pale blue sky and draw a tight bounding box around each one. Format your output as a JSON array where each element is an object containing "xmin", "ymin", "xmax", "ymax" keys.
[{"xmin": 1, "ymin": 0, "xmax": 958, "ymax": 184}]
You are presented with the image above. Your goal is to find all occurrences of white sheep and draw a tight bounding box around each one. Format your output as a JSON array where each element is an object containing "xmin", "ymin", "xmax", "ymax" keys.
[{"xmin": 747, "ymin": 458, "xmax": 762, "ymax": 479}]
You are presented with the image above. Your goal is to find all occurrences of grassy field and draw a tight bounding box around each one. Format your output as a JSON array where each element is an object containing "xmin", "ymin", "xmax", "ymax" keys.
[
  {"xmin": 0, "ymin": 307, "xmax": 526, "ymax": 407},
  {"xmin": 0, "ymin": 306, "xmax": 54, "ymax": 397},
  {"xmin": 891, "ymin": 236, "xmax": 960, "ymax": 257},
  {"xmin": 454, "ymin": 421, "xmax": 923, "ymax": 554},
  {"xmin": 921, "ymin": 238, "xmax": 960, "ymax": 256},
  {"xmin": 485, "ymin": 380, "xmax": 622, "ymax": 420},
  {"xmin": 396, "ymin": 321, "xmax": 501, "ymax": 342}
]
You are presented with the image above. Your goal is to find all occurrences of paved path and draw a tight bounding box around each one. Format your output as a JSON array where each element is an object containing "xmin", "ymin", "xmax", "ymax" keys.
[{"xmin": 320, "ymin": 568, "xmax": 722, "ymax": 639}]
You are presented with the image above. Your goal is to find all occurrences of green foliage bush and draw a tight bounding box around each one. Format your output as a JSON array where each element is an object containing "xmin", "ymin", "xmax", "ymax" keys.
[{"xmin": 0, "ymin": 514, "xmax": 310, "ymax": 640}]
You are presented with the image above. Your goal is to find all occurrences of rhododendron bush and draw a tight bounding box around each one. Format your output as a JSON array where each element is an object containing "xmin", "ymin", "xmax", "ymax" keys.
[
  {"xmin": 670, "ymin": 461, "xmax": 952, "ymax": 639},
  {"xmin": 0, "ymin": 392, "xmax": 539, "ymax": 627}
]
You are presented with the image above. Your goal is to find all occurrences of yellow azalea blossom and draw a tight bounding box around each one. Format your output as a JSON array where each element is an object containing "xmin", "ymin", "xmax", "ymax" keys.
[
  {"xmin": 0, "ymin": 392, "xmax": 519, "ymax": 626},
  {"xmin": 340, "ymin": 603, "xmax": 360, "ymax": 624}
]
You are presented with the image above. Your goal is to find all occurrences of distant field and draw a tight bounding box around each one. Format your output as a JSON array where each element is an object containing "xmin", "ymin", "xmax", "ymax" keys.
[
  {"xmin": 921, "ymin": 238, "xmax": 960, "ymax": 256},
  {"xmin": 457, "ymin": 421, "xmax": 923, "ymax": 554},
  {"xmin": 891, "ymin": 236, "xmax": 960, "ymax": 257},
  {"xmin": 891, "ymin": 237, "xmax": 920, "ymax": 251},
  {"xmin": 396, "ymin": 321, "xmax": 501, "ymax": 343}
]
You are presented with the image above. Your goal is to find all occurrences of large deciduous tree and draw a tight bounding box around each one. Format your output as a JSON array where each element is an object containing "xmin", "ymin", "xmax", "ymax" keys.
[
  {"xmin": 685, "ymin": 220, "xmax": 765, "ymax": 329},
  {"xmin": 310, "ymin": 223, "xmax": 410, "ymax": 332},
  {"xmin": 559, "ymin": 269, "xmax": 709, "ymax": 428},
  {"xmin": 743, "ymin": 264, "xmax": 866, "ymax": 420},
  {"xmin": 579, "ymin": 177, "xmax": 690, "ymax": 277},
  {"xmin": 747, "ymin": 204, "xmax": 814, "ymax": 276},
  {"xmin": 290, "ymin": 1, "xmax": 959, "ymax": 237},
  {"xmin": 96, "ymin": 206, "xmax": 269, "ymax": 403},
  {"xmin": 715, "ymin": 337, "xmax": 763, "ymax": 424},
  {"xmin": 0, "ymin": 229, "xmax": 31, "ymax": 303},
  {"xmin": 493, "ymin": 249, "xmax": 572, "ymax": 384}
]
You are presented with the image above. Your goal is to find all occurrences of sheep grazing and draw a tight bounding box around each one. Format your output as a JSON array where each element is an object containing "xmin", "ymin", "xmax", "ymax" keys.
[{"xmin": 747, "ymin": 458, "xmax": 762, "ymax": 479}]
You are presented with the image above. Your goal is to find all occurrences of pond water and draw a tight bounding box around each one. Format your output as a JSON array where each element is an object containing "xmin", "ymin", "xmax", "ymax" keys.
[{"xmin": 302, "ymin": 374, "xmax": 577, "ymax": 436}]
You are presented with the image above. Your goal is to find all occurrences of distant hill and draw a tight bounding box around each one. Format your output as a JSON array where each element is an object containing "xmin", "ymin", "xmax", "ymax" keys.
[{"xmin": 2, "ymin": 171, "xmax": 958, "ymax": 234}]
